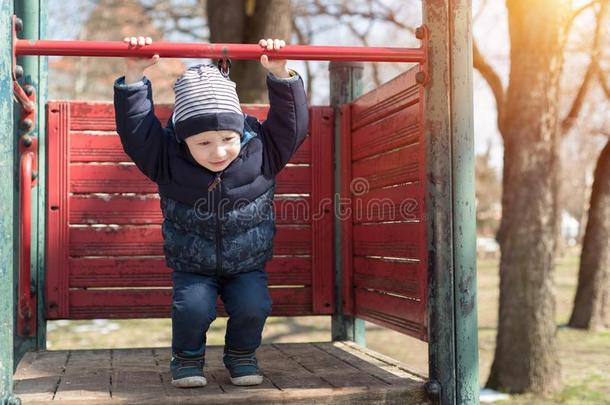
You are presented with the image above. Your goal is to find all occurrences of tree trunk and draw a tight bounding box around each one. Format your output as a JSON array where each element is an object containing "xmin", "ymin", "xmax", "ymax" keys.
[
  {"xmin": 569, "ymin": 139, "xmax": 610, "ymax": 329},
  {"xmin": 486, "ymin": 0, "xmax": 570, "ymax": 394},
  {"xmin": 207, "ymin": 0, "xmax": 292, "ymax": 103}
]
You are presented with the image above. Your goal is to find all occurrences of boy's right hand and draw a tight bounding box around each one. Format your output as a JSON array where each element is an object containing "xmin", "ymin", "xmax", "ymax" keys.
[{"xmin": 124, "ymin": 36, "xmax": 159, "ymax": 84}]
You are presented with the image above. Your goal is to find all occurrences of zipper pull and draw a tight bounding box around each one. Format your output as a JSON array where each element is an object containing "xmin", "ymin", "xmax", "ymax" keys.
[{"xmin": 207, "ymin": 173, "xmax": 222, "ymax": 192}]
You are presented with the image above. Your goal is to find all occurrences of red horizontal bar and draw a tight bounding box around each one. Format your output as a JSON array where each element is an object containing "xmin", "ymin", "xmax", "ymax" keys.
[{"xmin": 15, "ymin": 40, "xmax": 425, "ymax": 63}]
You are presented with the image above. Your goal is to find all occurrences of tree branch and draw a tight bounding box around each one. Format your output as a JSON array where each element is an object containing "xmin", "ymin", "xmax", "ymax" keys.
[
  {"xmin": 473, "ymin": 39, "xmax": 505, "ymax": 133},
  {"xmin": 599, "ymin": 68, "xmax": 610, "ymax": 98},
  {"xmin": 561, "ymin": 2, "xmax": 608, "ymax": 133}
]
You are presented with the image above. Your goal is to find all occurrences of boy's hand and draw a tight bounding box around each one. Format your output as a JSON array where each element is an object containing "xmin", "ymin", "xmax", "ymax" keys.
[
  {"xmin": 259, "ymin": 38, "xmax": 290, "ymax": 79},
  {"xmin": 124, "ymin": 36, "xmax": 159, "ymax": 84}
]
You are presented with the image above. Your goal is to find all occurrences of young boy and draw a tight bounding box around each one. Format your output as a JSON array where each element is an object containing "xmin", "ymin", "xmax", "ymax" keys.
[{"xmin": 114, "ymin": 36, "xmax": 308, "ymax": 388}]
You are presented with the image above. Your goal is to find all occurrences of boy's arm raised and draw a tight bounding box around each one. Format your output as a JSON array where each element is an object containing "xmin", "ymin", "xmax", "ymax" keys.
[
  {"xmin": 113, "ymin": 36, "xmax": 170, "ymax": 183},
  {"xmin": 254, "ymin": 38, "xmax": 309, "ymax": 177},
  {"xmin": 258, "ymin": 72, "xmax": 309, "ymax": 177}
]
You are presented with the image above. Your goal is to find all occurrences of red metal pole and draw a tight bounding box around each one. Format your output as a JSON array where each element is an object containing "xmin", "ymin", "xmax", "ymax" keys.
[
  {"xmin": 18, "ymin": 152, "xmax": 36, "ymax": 337},
  {"xmin": 14, "ymin": 39, "xmax": 426, "ymax": 63}
]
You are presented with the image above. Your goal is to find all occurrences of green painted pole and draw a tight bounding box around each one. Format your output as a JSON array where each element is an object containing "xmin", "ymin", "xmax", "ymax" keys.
[
  {"xmin": 1, "ymin": 2, "xmax": 19, "ymax": 404},
  {"xmin": 450, "ymin": 1, "xmax": 479, "ymax": 404},
  {"xmin": 13, "ymin": 0, "xmax": 48, "ymax": 365},
  {"xmin": 424, "ymin": 1, "xmax": 478, "ymax": 404},
  {"xmin": 329, "ymin": 61, "xmax": 365, "ymax": 345}
]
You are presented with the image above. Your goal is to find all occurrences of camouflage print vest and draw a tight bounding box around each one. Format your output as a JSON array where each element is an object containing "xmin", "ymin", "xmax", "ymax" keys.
[{"xmin": 160, "ymin": 187, "xmax": 276, "ymax": 276}]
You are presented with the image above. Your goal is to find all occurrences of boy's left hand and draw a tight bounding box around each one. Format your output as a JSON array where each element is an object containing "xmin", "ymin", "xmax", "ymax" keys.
[{"xmin": 259, "ymin": 38, "xmax": 290, "ymax": 79}]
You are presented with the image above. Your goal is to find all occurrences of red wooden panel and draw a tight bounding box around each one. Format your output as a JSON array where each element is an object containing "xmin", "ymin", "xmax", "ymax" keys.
[
  {"xmin": 351, "ymin": 103, "xmax": 421, "ymax": 161},
  {"xmin": 352, "ymin": 182, "xmax": 424, "ymax": 225},
  {"xmin": 274, "ymin": 166, "xmax": 311, "ymax": 194},
  {"xmin": 310, "ymin": 107, "xmax": 335, "ymax": 314},
  {"xmin": 353, "ymin": 222, "xmax": 425, "ymax": 261},
  {"xmin": 69, "ymin": 131, "xmax": 313, "ymax": 164},
  {"xmin": 339, "ymin": 105, "xmax": 354, "ymax": 315},
  {"xmin": 345, "ymin": 67, "xmax": 428, "ymax": 339},
  {"xmin": 70, "ymin": 132, "xmax": 130, "ymax": 162},
  {"xmin": 70, "ymin": 164, "xmax": 157, "ymax": 193},
  {"xmin": 350, "ymin": 67, "xmax": 421, "ymax": 131},
  {"xmin": 68, "ymin": 256, "xmax": 312, "ymax": 288},
  {"xmin": 274, "ymin": 197, "xmax": 312, "ymax": 225},
  {"xmin": 46, "ymin": 102, "xmax": 71, "ymax": 319},
  {"xmin": 69, "ymin": 225, "xmax": 311, "ymax": 257},
  {"xmin": 354, "ymin": 288, "xmax": 425, "ymax": 340},
  {"xmin": 71, "ymin": 195, "xmax": 311, "ymax": 225},
  {"xmin": 70, "ymin": 163, "xmax": 309, "ymax": 194},
  {"xmin": 70, "ymin": 195, "xmax": 162, "ymax": 225},
  {"xmin": 351, "ymin": 144, "xmax": 422, "ymax": 191},
  {"xmin": 352, "ymin": 257, "xmax": 423, "ymax": 299},
  {"xmin": 59, "ymin": 287, "xmax": 313, "ymax": 319}
]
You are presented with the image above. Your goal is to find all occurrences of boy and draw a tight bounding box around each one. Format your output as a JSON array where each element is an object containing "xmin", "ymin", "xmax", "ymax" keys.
[{"xmin": 114, "ymin": 36, "xmax": 308, "ymax": 388}]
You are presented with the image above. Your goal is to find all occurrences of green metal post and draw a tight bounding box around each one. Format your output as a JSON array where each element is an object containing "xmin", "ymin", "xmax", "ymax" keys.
[
  {"xmin": 13, "ymin": 0, "xmax": 48, "ymax": 365},
  {"xmin": 329, "ymin": 61, "xmax": 365, "ymax": 345},
  {"xmin": 450, "ymin": 1, "xmax": 479, "ymax": 403},
  {"xmin": 1, "ymin": 2, "xmax": 19, "ymax": 404},
  {"xmin": 424, "ymin": 1, "xmax": 478, "ymax": 404}
]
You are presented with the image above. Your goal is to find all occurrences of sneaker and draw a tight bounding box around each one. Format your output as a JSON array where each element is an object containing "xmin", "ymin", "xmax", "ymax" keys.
[
  {"xmin": 223, "ymin": 348, "xmax": 263, "ymax": 386},
  {"xmin": 170, "ymin": 353, "xmax": 207, "ymax": 388}
]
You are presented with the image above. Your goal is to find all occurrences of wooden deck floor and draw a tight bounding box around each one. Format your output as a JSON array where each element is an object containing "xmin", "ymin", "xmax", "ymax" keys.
[{"xmin": 14, "ymin": 341, "xmax": 427, "ymax": 404}]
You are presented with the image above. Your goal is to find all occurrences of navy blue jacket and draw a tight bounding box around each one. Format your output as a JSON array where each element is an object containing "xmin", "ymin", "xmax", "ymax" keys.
[{"xmin": 113, "ymin": 73, "xmax": 309, "ymax": 275}]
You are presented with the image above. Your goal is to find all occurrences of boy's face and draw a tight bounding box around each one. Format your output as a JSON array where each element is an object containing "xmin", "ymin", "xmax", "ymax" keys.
[{"xmin": 184, "ymin": 130, "xmax": 241, "ymax": 172}]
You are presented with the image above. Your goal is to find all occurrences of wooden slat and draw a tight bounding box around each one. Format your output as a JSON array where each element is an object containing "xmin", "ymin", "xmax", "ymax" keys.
[
  {"xmin": 68, "ymin": 225, "xmax": 312, "ymax": 257},
  {"xmin": 46, "ymin": 102, "xmax": 71, "ymax": 319},
  {"xmin": 70, "ymin": 195, "xmax": 312, "ymax": 225},
  {"xmin": 63, "ymin": 287, "xmax": 313, "ymax": 319},
  {"xmin": 275, "ymin": 165, "xmax": 311, "ymax": 194},
  {"xmin": 352, "ymin": 182, "xmax": 424, "ymax": 224},
  {"xmin": 353, "ymin": 257, "xmax": 423, "ymax": 299},
  {"xmin": 70, "ymin": 195, "xmax": 162, "ymax": 225},
  {"xmin": 69, "ymin": 131, "xmax": 313, "ymax": 164},
  {"xmin": 351, "ymin": 144, "xmax": 422, "ymax": 191},
  {"xmin": 352, "ymin": 222, "xmax": 426, "ymax": 261},
  {"xmin": 353, "ymin": 288, "xmax": 425, "ymax": 339},
  {"xmin": 69, "ymin": 163, "xmax": 309, "ymax": 194},
  {"xmin": 351, "ymin": 103, "xmax": 422, "ymax": 161},
  {"xmin": 68, "ymin": 256, "xmax": 312, "ymax": 288},
  {"xmin": 350, "ymin": 67, "xmax": 421, "ymax": 131}
]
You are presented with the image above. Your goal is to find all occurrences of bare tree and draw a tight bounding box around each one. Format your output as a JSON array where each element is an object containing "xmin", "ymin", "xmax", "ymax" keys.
[{"xmin": 475, "ymin": 0, "xmax": 609, "ymax": 394}]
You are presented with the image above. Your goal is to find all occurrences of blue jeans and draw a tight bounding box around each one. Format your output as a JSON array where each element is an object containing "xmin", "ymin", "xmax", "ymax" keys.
[{"xmin": 171, "ymin": 269, "xmax": 272, "ymax": 355}]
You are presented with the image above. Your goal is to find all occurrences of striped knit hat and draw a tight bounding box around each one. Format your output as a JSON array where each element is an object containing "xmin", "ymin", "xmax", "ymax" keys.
[{"xmin": 172, "ymin": 64, "xmax": 244, "ymax": 142}]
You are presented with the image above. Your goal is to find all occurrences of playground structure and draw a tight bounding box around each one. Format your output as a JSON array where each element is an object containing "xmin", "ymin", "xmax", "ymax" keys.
[{"xmin": 1, "ymin": 1, "xmax": 477, "ymax": 404}]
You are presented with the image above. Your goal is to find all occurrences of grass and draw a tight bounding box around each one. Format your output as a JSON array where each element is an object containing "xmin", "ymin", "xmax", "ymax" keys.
[{"xmin": 46, "ymin": 249, "xmax": 609, "ymax": 404}]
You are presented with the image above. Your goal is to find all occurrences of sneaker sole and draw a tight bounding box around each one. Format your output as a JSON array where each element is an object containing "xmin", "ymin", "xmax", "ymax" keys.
[
  {"xmin": 230, "ymin": 374, "xmax": 263, "ymax": 386},
  {"xmin": 171, "ymin": 376, "xmax": 207, "ymax": 388}
]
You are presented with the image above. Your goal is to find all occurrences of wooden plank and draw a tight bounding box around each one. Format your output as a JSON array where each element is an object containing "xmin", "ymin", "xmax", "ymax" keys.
[
  {"xmin": 352, "ymin": 222, "xmax": 426, "ymax": 261},
  {"xmin": 351, "ymin": 103, "xmax": 422, "ymax": 161},
  {"xmin": 350, "ymin": 67, "xmax": 421, "ymax": 131},
  {"xmin": 352, "ymin": 182, "xmax": 424, "ymax": 225},
  {"xmin": 354, "ymin": 288, "xmax": 425, "ymax": 339},
  {"xmin": 351, "ymin": 144, "xmax": 422, "ymax": 191},
  {"xmin": 353, "ymin": 257, "xmax": 424, "ymax": 299},
  {"xmin": 69, "ymin": 195, "xmax": 311, "ymax": 225},
  {"xmin": 69, "ymin": 163, "xmax": 309, "ymax": 194},
  {"xmin": 68, "ymin": 225, "xmax": 311, "ymax": 257},
  {"xmin": 68, "ymin": 256, "xmax": 312, "ymax": 288},
  {"xmin": 310, "ymin": 107, "xmax": 335, "ymax": 314},
  {"xmin": 274, "ymin": 166, "xmax": 311, "ymax": 195},
  {"xmin": 69, "ymin": 131, "xmax": 312, "ymax": 164},
  {"xmin": 60, "ymin": 287, "xmax": 313, "ymax": 319},
  {"xmin": 46, "ymin": 102, "xmax": 71, "ymax": 319},
  {"xmin": 70, "ymin": 195, "xmax": 162, "ymax": 225},
  {"xmin": 70, "ymin": 164, "xmax": 157, "ymax": 194}
]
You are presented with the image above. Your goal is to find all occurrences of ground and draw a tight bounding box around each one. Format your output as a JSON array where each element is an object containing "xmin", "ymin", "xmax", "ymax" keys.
[{"xmin": 46, "ymin": 251, "xmax": 609, "ymax": 404}]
